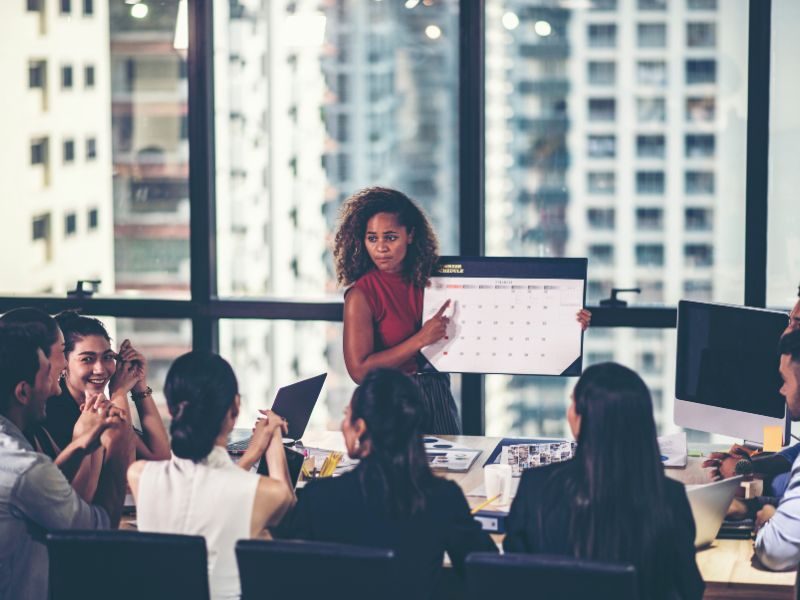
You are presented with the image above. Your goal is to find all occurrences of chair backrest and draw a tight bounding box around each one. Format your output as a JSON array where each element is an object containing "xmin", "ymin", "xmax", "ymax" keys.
[
  {"xmin": 236, "ymin": 539, "xmax": 395, "ymax": 600},
  {"xmin": 465, "ymin": 552, "xmax": 639, "ymax": 600},
  {"xmin": 47, "ymin": 530, "xmax": 210, "ymax": 600}
]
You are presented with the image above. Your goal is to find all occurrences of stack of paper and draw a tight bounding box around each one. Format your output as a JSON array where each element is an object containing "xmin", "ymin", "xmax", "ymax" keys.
[{"xmin": 658, "ymin": 431, "xmax": 688, "ymax": 468}]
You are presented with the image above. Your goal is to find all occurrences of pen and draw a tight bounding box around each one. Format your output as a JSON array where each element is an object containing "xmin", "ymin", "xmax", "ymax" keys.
[{"xmin": 470, "ymin": 493, "xmax": 502, "ymax": 515}]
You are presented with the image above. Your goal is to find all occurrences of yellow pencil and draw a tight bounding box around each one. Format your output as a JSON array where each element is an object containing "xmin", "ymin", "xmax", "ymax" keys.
[{"xmin": 470, "ymin": 493, "xmax": 502, "ymax": 515}]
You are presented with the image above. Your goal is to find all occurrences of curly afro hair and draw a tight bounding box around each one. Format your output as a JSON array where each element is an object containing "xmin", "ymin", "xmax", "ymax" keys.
[{"xmin": 334, "ymin": 187, "xmax": 439, "ymax": 288}]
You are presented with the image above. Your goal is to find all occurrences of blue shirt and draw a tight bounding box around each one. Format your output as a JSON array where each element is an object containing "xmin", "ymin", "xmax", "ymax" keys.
[
  {"xmin": 0, "ymin": 415, "xmax": 109, "ymax": 600},
  {"xmin": 770, "ymin": 443, "xmax": 800, "ymax": 498},
  {"xmin": 756, "ymin": 449, "xmax": 800, "ymax": 570}
]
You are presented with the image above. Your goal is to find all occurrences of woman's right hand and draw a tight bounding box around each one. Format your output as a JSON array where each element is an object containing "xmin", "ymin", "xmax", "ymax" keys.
[
  {"xmin": 247, "ymin": 410, "xmax": 288, "ymax": 454},
  {"xmin": 416, "ymin": 300, "xmax": 451, "ymax": 348},
  {"xmin": 108, "ymin": 358, "xmax": 142, "ymax": 397}
]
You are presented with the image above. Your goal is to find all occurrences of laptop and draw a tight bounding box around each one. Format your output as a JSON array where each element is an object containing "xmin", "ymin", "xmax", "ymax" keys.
[
  {"xmin": 227, "ymin": 373, "xmax": 327, "ymax": 454},
  {"xmin": 686, "ymin": 476, "xmax": 742, "ymax": 547}
]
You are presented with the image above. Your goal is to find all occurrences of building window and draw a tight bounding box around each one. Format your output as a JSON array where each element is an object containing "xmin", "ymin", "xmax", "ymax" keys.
[
  {"xmin": 337, "ymin": 154, "xmax": 349, "ymax": 182},
  {"xmin": 636, "ymin": 244, "xmax": 664, "ymax": 267},
  {"xmin": 591, "ymin": 0, "xmax": 617, "ymax": 9},
  {"xmin": 686, "ymin": 59, "xmax": 716, "ymax": 84},
  {"xmin": 637, "ymin": 23, "xmax": 666, "ymax": 48},
  {"xmin": 638, "ymin": 0, "xmax": 667, "ymax": 10},
  {"xmin": 637, "ymin": 61, "xmax": 667, "ymax": 86},
  {"xmin": 687, "ymin": 22, "xmax": 716, "ymax": 48},
  {"xmin": 588, "ymin": 61, "xmax": 616, "ymax": 86},
  {"xmin": 88, "ymin": 208, "xmax": 99, "ymax": 230},
  {"xmin": 84, "ymin": 65, "xmax": 95, "ymax": 88},
  {"xmin": 636, "ymin": 134, "xmax": 665, "ymax": 159},
  {"xmin": 688, "ymin": 0, "xmax": 717, "ymax": 8},
  {"xmin": 63, "ymin": 139, "xmax": 75, "ymax": 163},
  {"xmin": 65, "ymin": 213, "xmax": 77, "ymax": 236},
  {"xmin": 86, "ymin": 137, "xmax": 97, "ymax": 160},
  {"xmin": 83, "ymin": 0, "xmax": 93, "ymax": 15},
  {"xmin": 61, "ymin": 65, "xmax": 73, "ymax": 89},
  {"xmin": 588, "ymin": 98, "xmax": 615, "ymax": 121},
  {"xmin": 588, "ymin": 135, "xmax": 616, "ymax": 158},
  {"xmin": 684, "ymin": 280, "xmax": 713, "ymax": 301},
  {"xmin": 686, "ymin": 96, "xmax": 715, "ymax": 122},
  {"xmin": 588, "ymin": 172, "xmax": 616, "ymax": 194},
  {"xmin": 588, "ymin": 244, "xmax": 614, "ymax": 266},
  {"xmin": 685, "ymin": 244, "xmax": 714, "ymax": 267},
  {"xmin": 636, "ymin": 207, "xmax": 663, "ymax": 230},
  {"xmin": 337, "ymin": 113, "xmax": 349, "ymax": 143},
  {"xmin": 27, "ymin": 0, "xmax": 41, "ymax": 11},
  {"xmin": 636, "ymin": 280, "xmax": 665, "ymax": 304},
  {"xmin": 30, "ymin": 138, "xmax": 48, "ymax": 166},
  {"xmin": 60, "ymin": 0, "xmax": 71, "ymax": 14},
  {"xmin": 637, "ymin": 351, "xmax": 663, "ymax": 374},
  {"xmin": 685, "ymin": 171, "xmax": 714, "ymax": 194},
  {"xmin": 685, "ymin": 207, "xmax": 713, "ymax": 230},
  {"xmin": 636, "ymin": 97, "xmax": 666, "ymax": 123},
  {"xmin": 32, "ymin": 214, "xmax": 50, "ymax": 241},
  {"xmin": 587, "ymin": 208, "xmax": 615, "ymax": 229},
  {"xmin": 685, "ymin": 134, "xmax": 715, "ymax": 158},
  {"xmin": 29, "ymin": 61, "xmax": 46, "ymax": 89},
  {"xmin": 587, "ymin": 281, "xmax": 613, "ymax": 304},
  {"xmin": 636, "ymin": 171, "xmax": 665, "ymax": 194},
  {"xmin": 337, "ymin": 73, "xmax": 348, "ymax": 103},
  {"xmin": 588, "ymin": 24, "xmax": 617, "ymax": 48}
]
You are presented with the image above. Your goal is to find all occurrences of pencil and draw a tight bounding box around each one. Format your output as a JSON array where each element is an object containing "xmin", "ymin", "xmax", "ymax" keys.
[{"xmin": 470, "ymin": 493, "xmax": 502, "ymax": 515}]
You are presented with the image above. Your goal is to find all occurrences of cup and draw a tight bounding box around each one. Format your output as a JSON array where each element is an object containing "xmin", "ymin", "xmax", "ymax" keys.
[{"xmin": 483, "ymin": 463, "xmax": 513, "ymax": 506}]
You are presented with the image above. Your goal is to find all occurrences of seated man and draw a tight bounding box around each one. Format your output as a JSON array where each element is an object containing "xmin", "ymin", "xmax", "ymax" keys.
[
  {"xmin": 0, "ymin": 325, "xmax": 133, "ymax": 600},
  {"xmin": 754, "ymin": 329, "xmax": 800, "ymax": 570}
]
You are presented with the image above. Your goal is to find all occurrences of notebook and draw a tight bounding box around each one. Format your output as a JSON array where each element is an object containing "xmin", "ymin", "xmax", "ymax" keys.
[{"xmin": 227, "ymin": 373, "xmax": 327, "ymax": 454}]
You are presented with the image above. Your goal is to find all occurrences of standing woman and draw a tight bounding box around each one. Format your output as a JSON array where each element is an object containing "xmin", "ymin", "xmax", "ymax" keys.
[{"xmin": 335, "ymin": 187, "xmax": 590, "ymax": 434}]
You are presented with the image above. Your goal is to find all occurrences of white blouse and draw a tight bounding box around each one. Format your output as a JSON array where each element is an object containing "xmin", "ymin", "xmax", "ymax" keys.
[{"xmin": 136, "ymin": 445, "xmax": 259, "ymax": 600}]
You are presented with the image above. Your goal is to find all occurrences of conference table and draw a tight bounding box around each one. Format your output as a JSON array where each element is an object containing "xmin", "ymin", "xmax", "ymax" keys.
[{"xmin": 302, "ymin": 431, "xmax": 797, "ymax": 600}]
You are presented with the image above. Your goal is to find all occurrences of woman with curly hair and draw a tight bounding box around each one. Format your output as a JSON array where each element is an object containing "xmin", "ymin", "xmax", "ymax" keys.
[{"xmin": 335, "ymin": 187, "xmax": 591, "ymax": 434}]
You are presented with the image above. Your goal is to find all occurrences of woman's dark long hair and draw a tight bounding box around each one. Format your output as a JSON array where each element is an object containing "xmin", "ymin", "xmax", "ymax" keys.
[
  {"xmin": 54, "ymin": 310, "xmax": 110, "ymax": 356},
  {"xmin": 541, "ymin": 362, "xmax": 671, "ymax": 592},
  {"xmin": 164, "ymin": 351, "xmax": 239, "ymax": 462},
  {"xmin": 351, "ymin": 368, "xmax": 435, "ymax": 516}
]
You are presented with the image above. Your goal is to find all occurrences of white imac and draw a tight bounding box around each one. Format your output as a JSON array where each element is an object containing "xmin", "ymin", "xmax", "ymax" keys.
[{"xmin": 674, "ymin": 300, "xmax": 789, "ymax": 445}]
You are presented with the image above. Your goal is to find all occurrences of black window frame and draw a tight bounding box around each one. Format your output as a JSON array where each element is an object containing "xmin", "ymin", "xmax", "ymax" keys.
[{"xmin": 0, "ymin": 0, "xmax": 776, "ymax": 435}]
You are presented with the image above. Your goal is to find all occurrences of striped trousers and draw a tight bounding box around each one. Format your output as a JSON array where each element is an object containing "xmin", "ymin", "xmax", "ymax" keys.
[{"xmin": 410, "ymin": 372, "xmax": 461, "ymax": 435}]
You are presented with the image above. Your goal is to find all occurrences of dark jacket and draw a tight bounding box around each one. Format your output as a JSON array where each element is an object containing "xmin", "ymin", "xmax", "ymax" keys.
[
  {"xmin": 275, "ymin": 464, "xmax": 497, "ymax": 599},
  {"xmin": 503, "ymin": 461, "xmax": 704, "ymax": 600}
]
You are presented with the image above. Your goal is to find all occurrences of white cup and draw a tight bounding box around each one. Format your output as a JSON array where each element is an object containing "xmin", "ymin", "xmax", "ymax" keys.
[{"xmin": 483, "ymin": 463, "xmax": 513, "ymax": 506}]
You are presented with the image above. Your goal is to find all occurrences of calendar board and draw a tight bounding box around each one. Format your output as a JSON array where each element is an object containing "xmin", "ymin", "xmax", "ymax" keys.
[{"xmin": 420, "ymin": 257, "xmax": 587, "ymax": 376}]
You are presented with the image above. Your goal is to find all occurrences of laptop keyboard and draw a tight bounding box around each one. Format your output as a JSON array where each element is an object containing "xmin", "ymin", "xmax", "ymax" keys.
[{"xmin": 226, "ymin": 437, "xmax": 251, "ymax": 454}]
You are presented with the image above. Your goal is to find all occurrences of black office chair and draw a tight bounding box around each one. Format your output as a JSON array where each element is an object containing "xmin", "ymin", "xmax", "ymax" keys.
[
  {"xmin": 236, "ymin": 539, "xmax": 394, "ymax": 600},
  {"xmin": 47, "ymin": 530, "xmax": 210, "ymax": 600},
  {"xmin": 465, "ymin": 552, "xmax": 639, "ymax": 600}
]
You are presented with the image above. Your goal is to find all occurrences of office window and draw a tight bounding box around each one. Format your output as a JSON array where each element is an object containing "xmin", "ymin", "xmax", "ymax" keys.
[
  {"xmin": 60, "ymin": 0, "xmax": 71, "ymax": 14},
  {"xmin": 588, "ymin": 24, "xmax": 617, "ymax": 48},
  {"xmin": 86, "ymin": 137, "xmax": 97, "ymax": 160},
  {"xmin": 636, "ymin": 207, "xmax": 663, "ymax": 230},
  {"xmin": 588, "ymin": 61, "xmax": 616, "ymax": 86},
  {"xmin": 685, "ymin": 171, "xmax": 714, "ymax": 194},
  {"xmin": 636, "ymin": 171, "xmax": 665, "ymax": 194},
  {"xmin": 65, "ymin": 213, "xmax": 77, "ymax": 236},
  {"xmin": 588, "ymin": 98, "xmax": 615, "ymax": 121},
  {"xmin": 638, "ymin": 0, "xmax": 667, "ymax": 10},
  {"xmin": 685, "ymin": 207, "xmax": 713, "ymax": 230},
  {"xmin": 592, "ymin": 0, "xmax": 617, "ymax": 9},
  {"xmin": 687, "ymin": 23, "xmax": 716, "ymax": 48},
  {"xmin": 588, "ymin": 244, "xmax": 614, "ymax": 265},
  {"xmin": 30, "ymin": 138, "xmax": 48, "ymax": 166},
  {"xmin": 88, "ymin": 208, "xmax": 98, "ymax": 230},
  {"xmin": 85, "ymin": 65, "xmax": 95, "ymax": 89},
  {"xmin": 636, "ymin": 280, "xmax": 665, "ymax": 304},
  {"xmin": 29, "ymin": 61, "xmax": 45, "ymax": 89},
  {"xmin": 685, "ymin": 244, "xmax": 714, "ymax": 267},
  {"xmin": 684, "ymin": 279, "xmax": 713, "ymax": 301},
  {"xmin": 587, "ymin": 208, "xmax": 615, "ymax": 229},
  {"xmin": 686, "ymin": 60, "xmax": 716, "ymax": 84},
  {"xmin": 636, "ymin": 244, "xmax": 664, "ymax": 267},
  {"xmin": 637, "ymin": 61, "xmax": 667, "ymax": 86},
  {"xmin": 588, "ymin": 135, "xmax": 616, "ymax": 158},
  {"xmin": 685, "ymin": 134, "xmax": 715, "ymax": 158},
  {"xmin": 686, "ymin": 96, "xmax": 715, "ymax": 122},
  {"xmin": 63, "ymin": 139, "xmax": 75, "ymax": 163},
  {"xmin": 688, "ymin": 0, "xmax": 717, "ymax": 8},
  {"xmin": 27, "ymin": 0, "xmax": 41, "ymax": 11},
  {"xmin": 636, "ymin": 134, "xmax": 665, "ymax": 158},
  {"xmin": 61, "ymin": 65, "xmax": 73, "ymax": 89},
  {"xmin": 83, "ymin": 0, "xmax": 93, "ymax": 15},
  {"xmin": 637, "ymin": 97, "xmax": 666, "ymax": 122},
  {"xmin": 32, "ymin": 214, "xmax": 50, "ymax": 241},
  {"xmin": 637, "ymin": 351, "xmax": 663, "ymax": 374},
  {"xmin": 637, "ymin": 23, "xmax": 666, "ymax": 48},
  {"xmin": 588, "ymin": 172, "xmax": 615, "ymax": 194}
]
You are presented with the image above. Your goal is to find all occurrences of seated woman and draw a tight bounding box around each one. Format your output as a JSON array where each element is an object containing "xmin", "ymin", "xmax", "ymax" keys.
[
  {"xmin": 127, "ymin": 351, "xmax": 296, "ymax": 600},
  {"xmin": 503, "ymin": 362, "xmax": 703, "ymax": 600},
  {"xmin": 46, "ymin": 311, "xmax": 170, "ymax": 461},
  {"xmin": 275, "ymin": 368, "xmax": 497, "ymax": 599}
]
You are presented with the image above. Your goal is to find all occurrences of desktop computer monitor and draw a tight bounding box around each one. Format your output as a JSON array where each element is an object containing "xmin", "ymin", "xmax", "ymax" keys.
[{"xmin": 674, "ymin": 300, "xmax": 789, "ymax": 444}]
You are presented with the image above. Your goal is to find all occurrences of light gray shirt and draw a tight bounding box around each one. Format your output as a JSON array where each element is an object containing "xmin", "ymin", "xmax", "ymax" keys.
[
  {"xmin": 0, "ymin": 415, "xmax": 109, "ymax": 600},
  {"xmin": 755, "ymin": 450, "xmax": 800, "ymax": 570}
]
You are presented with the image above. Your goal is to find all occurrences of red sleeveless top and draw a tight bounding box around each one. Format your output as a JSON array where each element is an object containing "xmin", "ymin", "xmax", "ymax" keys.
[{"xmin": 349, "ymin": 269, "xmax": 423, "ymax": 374}]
